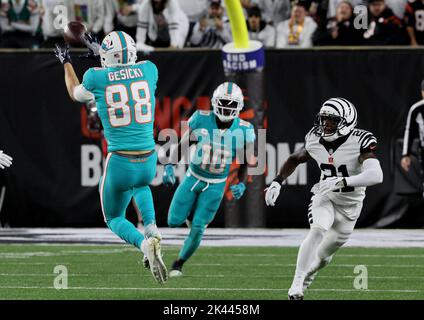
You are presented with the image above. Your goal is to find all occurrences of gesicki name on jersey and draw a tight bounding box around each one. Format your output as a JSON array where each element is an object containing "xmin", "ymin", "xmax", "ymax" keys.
[{"xmin": 107, "ymin": 68, "xmax": 144, "ymax": 82}]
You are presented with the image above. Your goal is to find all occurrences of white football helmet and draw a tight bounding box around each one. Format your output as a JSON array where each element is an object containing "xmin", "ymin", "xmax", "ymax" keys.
[
  {"xmin": 211, "ymin": 82, "xmax": 244, "ymax": 122},
  {"xmin": 316, "ymin": 97, "xmax": 358, "ymax": 141},
  {"xmin": 99, "ymin": 31, "xmax": 137, "ymax": 68}
]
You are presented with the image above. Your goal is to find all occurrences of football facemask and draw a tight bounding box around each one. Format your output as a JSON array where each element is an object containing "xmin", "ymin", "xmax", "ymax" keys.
[
  {"xmin": 211, "ymin": 82, "xmax": 244, "ymax": 122},
  {"xmin": 214, "ymin": 99, "xmax": 241, "ymax": 121},
  {"xmin": 316, "ymin": 113, "xmax": 344, "ymax": 136}
]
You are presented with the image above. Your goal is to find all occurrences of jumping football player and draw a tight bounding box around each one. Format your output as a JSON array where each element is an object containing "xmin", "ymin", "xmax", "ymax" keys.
[
  {"xmin": 84, "ymin": 104, "xmax": 145, "ymax": 228},
  {"xmin": 265, "ymin": 98, "xmax": 383, "ymax": 299},
  {"xmin": 163, "ymin": 82, "xmax": 256, "ymax": 277},
  {"xmin": 54, "ymin": 31, "xmax": 168, "ymax": 284}
]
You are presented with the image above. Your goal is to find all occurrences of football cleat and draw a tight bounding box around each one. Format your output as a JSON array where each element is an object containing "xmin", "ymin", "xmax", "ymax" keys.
[
  {"xmin": 288, "ymin": 277, "xmax": 305, "ymax": 300},
  {"xmin": 288, "ymin": 290, "xmax": 304, "ymax": 300},
  {"xmin": 141, "ymin": 237, "xmax": 168, "ymax": 284},
  {"xmin": 169, "ymin": 260, "xmax": 184, "ymax": 277},
  {"xmin": 169, "ymin": 269, "xmax": 183, "ymax": 277}
]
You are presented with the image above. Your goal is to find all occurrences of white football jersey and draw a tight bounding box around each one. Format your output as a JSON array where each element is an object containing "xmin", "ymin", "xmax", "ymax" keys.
[{"xmin": 305, "ymin": 127, "xmax": 377, "ymax": 206}]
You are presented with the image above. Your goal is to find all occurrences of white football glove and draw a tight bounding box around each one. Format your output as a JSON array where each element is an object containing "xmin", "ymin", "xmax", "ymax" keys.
[
  {"xmin": 318, "ymin": 177, "xmax": 346, "ymax": 196},
  {"xmin": 0, "ymin": 151, "xmax": 13, "ymax": 169},
  {"xmin": 265, "ymin": 181, "xmax": 282, "ymax": 206},
  {"xmin": 310, "ymin": 182, "xmax": 320, "ymax": 195}
]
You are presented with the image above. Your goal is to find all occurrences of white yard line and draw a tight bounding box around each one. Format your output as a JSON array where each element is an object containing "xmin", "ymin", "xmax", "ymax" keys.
[
  {"xmin": 0, "ymin": 274, "xmax": 423, "ymax": 280},
  {"xmin": 0, "ymin": 262, "xmax": 423, "ymax": 268},
  {"xmin": 198, "ymin": 253, "xmax": 424, "ymax": 258},
  {"xmin": 2, "ymin": 250, "xmax": 424, "ymax": 260},
  {"xmin": 186, "ymin": 263, "xmax": 424, "ymax": 268},
  {"xmin": 0, "ymin": 286, "xmax": 418, "ymax": 294}
]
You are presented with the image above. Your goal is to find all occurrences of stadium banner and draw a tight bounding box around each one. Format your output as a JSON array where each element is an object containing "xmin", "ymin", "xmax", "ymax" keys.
[{"xmin": 0, "ymin": 49, "xmax": 424, "ymax": 228}]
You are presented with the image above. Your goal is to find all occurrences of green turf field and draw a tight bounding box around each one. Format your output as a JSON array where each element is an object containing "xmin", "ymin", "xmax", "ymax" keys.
[{"xmin": 0, "ymin": 244, "xmax": 422, "ymax": 300}]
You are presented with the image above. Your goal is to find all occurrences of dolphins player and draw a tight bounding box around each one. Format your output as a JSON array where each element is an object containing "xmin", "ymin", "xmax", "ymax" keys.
[
  {"xmin": 54, "ymin": 31, "xmax": 168, "ymax": 284},
  {"xmin": 163, "ymin": 82, "xmax": 256, "ymax": 277}
]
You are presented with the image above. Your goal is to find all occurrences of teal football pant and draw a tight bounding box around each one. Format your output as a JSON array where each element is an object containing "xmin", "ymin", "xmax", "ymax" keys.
[
  {"xmin": 168, "ymin": 172, "xmax": 226, "ymax": 261},
  {"xmin": 100, "ymin": 151, "xmax": 157, "ymax": 249}
]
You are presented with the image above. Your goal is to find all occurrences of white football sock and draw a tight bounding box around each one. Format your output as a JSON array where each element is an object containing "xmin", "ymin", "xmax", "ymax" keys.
[
  {"xmin": 307, "ymin": 228, "xmax": 349, "ymax": 276},
  {"xmin": 144, "ymin": 223, "xmax": 161, "ymax": 240},
  {"xmin": 292, "ymin": 227, "xmax": 325, "ymax": 283}
]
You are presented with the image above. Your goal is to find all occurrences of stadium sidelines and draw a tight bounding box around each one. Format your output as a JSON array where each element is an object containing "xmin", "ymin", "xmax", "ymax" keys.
[{"xmin": 0, "ymin": 228, "xmax": 423, "ymax": 247}]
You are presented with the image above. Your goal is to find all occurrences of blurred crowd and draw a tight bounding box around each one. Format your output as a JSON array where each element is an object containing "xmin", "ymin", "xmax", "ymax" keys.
[{"xmin": 0, "ymin": 0, "xmax": 423, "ymax": 49}]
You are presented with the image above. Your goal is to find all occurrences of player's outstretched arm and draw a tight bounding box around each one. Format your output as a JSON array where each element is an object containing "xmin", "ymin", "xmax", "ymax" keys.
[
  {"xmin": 63, "ymin": 63, "xmax": 81, "ymax": 102},
  {"xmin": 54, "ymin": 44, "xmax": 80, "ymax": 101},
  {"xmin": 347, "ymin": 152, "xmax": 383, "ymax": 187},
  {"xmin": 265, "ymin": 148, "xmax": 312, "ymax": 206}
]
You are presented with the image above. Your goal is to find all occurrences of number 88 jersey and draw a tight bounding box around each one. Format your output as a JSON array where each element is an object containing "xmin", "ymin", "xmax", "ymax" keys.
[
  {"xmin": 80, "ymin": 61, "xmax": 158, "ymax": 152},
  {"xmin": 305, "ymin": 127, "xmax": 377, "ymax": 206}
]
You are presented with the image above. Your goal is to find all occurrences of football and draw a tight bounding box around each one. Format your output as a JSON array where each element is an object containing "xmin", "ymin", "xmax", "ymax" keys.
[{"xmin": 63, "ymin": 21, "xmax": 87, "ymax": 46}]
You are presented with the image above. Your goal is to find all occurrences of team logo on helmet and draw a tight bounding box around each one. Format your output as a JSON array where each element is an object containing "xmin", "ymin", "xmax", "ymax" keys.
[{"xmin": 101, "ymin": 38, "xmax": 114, "ymax": 52}]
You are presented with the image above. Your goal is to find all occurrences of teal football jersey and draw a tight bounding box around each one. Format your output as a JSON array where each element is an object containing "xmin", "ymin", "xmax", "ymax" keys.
[
  {"xmin": 81, "ymin": 61, "xmax": 158, "ymax": 152},
  {"xmin": 188, "ymin": 110, "xmax": 256, "ymax": 181}
]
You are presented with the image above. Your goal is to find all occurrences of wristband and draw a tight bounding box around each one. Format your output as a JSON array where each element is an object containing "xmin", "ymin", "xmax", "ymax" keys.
[{"xmin": 273, "ymin": 175, "xmax": 284, "ymax": 185}]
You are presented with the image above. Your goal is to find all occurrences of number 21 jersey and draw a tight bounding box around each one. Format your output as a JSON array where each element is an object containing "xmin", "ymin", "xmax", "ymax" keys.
[{"xmin": 305, "ymin": 127, "xmax": 377, "ymax": 205}]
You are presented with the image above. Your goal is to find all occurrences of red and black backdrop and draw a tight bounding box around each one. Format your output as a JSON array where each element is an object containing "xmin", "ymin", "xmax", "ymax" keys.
[{"xmin": 0, "ymin": 49, "xmax": 423, "ymax": 228}]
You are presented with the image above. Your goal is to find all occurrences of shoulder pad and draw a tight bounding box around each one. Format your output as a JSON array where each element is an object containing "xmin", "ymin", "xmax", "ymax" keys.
[
  {"xmin": 305, "ymin": 127, "xmax": 320, "ymax": 140},
  {"xmin": 199, "ymin": 110, "xmax": 211, "ymax": 116},
  {"xmin": 351, "ymin": 128, "xmax": 372, "ymax": 138},
  {"xmin": 352, "ymin": 128, "xmax": 377, "ymax": 150}
]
